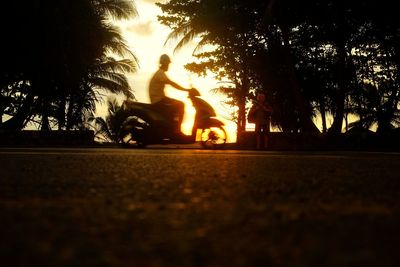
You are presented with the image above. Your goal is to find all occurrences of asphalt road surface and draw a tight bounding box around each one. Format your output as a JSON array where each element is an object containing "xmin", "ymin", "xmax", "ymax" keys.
[{"xmin": 1, "ymin": 148, "xmax": 400, "ymax": 267}]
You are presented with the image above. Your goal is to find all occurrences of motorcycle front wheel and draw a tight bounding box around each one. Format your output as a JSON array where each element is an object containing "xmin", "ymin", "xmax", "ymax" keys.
[
  {"xmin": 119, "ymin": 116, "xmax": 149, "ymax": 148},
  {"xmin": 200, "ymin": 126, "xmax": 227, "ymax": 149}
]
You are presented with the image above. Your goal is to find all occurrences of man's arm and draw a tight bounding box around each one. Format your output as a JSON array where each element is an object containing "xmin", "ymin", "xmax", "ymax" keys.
[{"xmin": 165, "ymin": 77, "xmax": 190, "ymax": 92}]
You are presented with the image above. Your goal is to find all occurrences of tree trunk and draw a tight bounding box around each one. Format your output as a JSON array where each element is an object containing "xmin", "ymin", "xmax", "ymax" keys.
[
  {"xmin": 0, "ymin": 93, "xmax": 35, "ymax": 131},
  {"xmin": 377, "ymin": 45, "xmax": 400, "ymax": 132},
  {"xmin": 280, "ymin": 25, "xmax": 320, "ymax": 133},
  {"xmin": 329, "ymin": 73, "xmax": 346, "ymax": 134},
  {"xmin": 40, "ymin": 96, "xmax": 51, "ymax": 131},
  {"xmin": 57, "ymin": 96, "xmax": 66, "ymax": 130},
  {"xmin": 66, "ymin": 96, "xmax": 74, "ymax": 130},
  {"xmin": 320, "ymin": 100, "xmax": 327, "ymax": 133},
  {"xmin": 237, "ymin": 98, "xmax": 246, "ymax": 133},
  {"xmin": 328, "ymin": 5, "xmax": 348, "ymax": 135}
]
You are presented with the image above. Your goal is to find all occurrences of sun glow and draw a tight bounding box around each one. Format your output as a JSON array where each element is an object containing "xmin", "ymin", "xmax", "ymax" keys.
[
  {"xmin": 103, "ymin": 0, "xmax": 237, "ymax": 142},
  {"xmin": 166, "ymin": 84, "xmax": 237, "ymax": 143}
]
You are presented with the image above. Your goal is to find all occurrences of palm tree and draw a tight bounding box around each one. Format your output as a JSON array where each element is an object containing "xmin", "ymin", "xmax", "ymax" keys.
[
  {"xmin": 87, "ymin": 97, "xmax": 129, "ymax": 143},
  {"xmin": 1, "ymin": 0, "xmax": 138, "ymax": 131},
  {"xmin": 65, "ymin": 56, "xmax": 137, "ymax": 130},
  {"xmin": 348, "ymin": 82, "xmax": 400, "ymax": 133},
  {"xmin": 63, "ymin": 1, "xmax": 138, "ymax": 130}
]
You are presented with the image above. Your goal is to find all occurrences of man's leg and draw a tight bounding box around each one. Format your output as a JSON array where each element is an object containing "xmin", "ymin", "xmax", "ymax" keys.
[
  {"xmin": 167, "ymin": 98, "xmax": 185, "ymax": 134},
  {"xmin": 255, "ymin": 123, "xmax": 261, "ymax": 149},
  {"xmin": 264, "ymin": 120, "xmax": 271, "ymax": 149},
  {"xmin": 262, "ymin": 125, "xmax": 268, "ymax": 149}
]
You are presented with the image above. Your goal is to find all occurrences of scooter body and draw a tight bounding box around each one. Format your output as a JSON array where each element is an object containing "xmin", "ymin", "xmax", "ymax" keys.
[{"xmin": 120, "ymin": 89, "xmax": 227, "ymax": 148}]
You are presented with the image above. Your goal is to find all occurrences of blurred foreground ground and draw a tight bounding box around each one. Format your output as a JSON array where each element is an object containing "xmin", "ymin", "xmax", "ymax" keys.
[{"xmin": 0, "ymin": 148, "xmax": 399, "ymax": 267}]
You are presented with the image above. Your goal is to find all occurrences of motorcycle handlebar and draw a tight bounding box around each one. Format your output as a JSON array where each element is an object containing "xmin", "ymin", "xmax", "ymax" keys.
[{"xmin": 188, "ymin": 88, "xmax": 200, "ymax": 97}]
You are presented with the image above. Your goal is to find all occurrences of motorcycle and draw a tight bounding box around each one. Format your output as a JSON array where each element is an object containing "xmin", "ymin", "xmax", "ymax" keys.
[{"xmin": 119, "ymin": 88, "xmax": 227, "ymax": 149}]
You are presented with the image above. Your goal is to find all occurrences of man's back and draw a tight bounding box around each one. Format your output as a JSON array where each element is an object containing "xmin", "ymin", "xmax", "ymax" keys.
[{"xmin": 149, "ymin": 69, "xmax": 168, "ymax": 104}]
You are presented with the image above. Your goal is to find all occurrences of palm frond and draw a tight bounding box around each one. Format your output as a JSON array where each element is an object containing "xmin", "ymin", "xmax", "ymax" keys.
[
  {"xmin": 87, "ymin": 57, "xmax": 136, "ymax": 100},
  {"xmin": 94, "ymin": 58, "xmax": 138, "ymax": 74},
  {"xmin": 348, "ymin": 113, "xmax": 376, "ymax": 130},
  {"xmin": 164, "ymin": 22, "xmax": 202, "ymax": 53},
  {"xmin": 164, "ymin": 22, "xmax": 193, "ymax": 45},
  {"xmin": 173, "ymin": 30, "xmax": 199, "ymax": 54},
  {"xmin": 101, "ymin": 23, "xmax": 137, "ymax": 59},
  {"xmin": 192, "ymin": 34, "xmax": 212, "ymax": 55},
  {"xmin": 210, "ymin": 86, "xmax": 236, "ymax": 95},
  {"xmin": 93, "ymin": 116, "xmax": 114, "ymax": 141},
  {"xmin": 89, "ymin": 75, "xmax": 134, "ymax": 99},
  {"xmin": 210, "ymin": 86, "xmax": 240, "ymax": 100},
  {"xmin": 106, "ymin": 96, "xmax": 120, "ymax": 115},
  {"xmin": 93, "ymin": 0, "xmax": 138, "ymax": 20}
]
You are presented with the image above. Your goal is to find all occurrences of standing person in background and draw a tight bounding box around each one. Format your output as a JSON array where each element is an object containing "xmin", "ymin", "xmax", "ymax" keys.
[{"xmin": 248, "ymin": 93, "xmax": 272, "ymax": 149}]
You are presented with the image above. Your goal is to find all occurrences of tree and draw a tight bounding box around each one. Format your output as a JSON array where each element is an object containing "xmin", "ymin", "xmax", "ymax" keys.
[
  {"xmin": 158, "ymin": 0, "xmax": 323, "ymax": 134},
  {"xmin": 0, "ymin": 0, "xmax": 138, "ymax": 131},
  {"xmin": 157, "ymin": 0, "xmax": 400, "ymax": 136},
  {"xmin": 87, "ymin": 97, "xmax": 130, "ymax": 143},
  {"xmin": 158, "ymin": 0, "xmax": 272, "ymax": 136}
]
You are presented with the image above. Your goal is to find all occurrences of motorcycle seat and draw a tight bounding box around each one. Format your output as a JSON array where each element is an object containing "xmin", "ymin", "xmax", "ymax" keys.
[{"xmin": 123, "ymin": 100, "xmax": 168, "ymax": 122}]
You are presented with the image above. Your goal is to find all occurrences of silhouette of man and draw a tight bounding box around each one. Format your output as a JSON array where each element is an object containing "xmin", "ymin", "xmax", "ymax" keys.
[
  {"xmin": 149, "ymin": 54, "xmax": 190, "ymax": 134},
  {"xmin": 248, "ymin": 93, "xmax": 272, "ymax": 149}
]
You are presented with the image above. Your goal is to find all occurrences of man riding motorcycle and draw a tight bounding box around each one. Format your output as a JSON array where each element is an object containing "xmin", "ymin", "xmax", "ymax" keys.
[
  {"xmin": 120, "ymin": 55, "xmax": 227, "ymax": 148},
  {"xmin": 148, "ymin": 54, "xmax": 191, "ymax": 135}
]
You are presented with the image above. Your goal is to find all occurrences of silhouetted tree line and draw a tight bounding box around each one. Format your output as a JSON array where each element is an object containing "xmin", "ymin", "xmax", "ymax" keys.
[
  {"xmin": 0, "ymin": 0, "xmax": 137, "ymax": 131},
  {"xmin": 158, "ymin": 0, "xmax": 400, "ymax": 135}
]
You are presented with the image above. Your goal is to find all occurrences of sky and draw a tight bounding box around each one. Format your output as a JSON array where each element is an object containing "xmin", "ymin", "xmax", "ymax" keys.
[
  {"xmin": 102, "ymin": 0, "xmax": 343, "ymax": 139},
  {"xmin": 99, "ymin": 0, "xmax": 238, "ymax": 141}
]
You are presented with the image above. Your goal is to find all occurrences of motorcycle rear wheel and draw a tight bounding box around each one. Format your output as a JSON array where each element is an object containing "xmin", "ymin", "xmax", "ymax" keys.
[
  {"xmin": 200, "ymin": 126, "xmax": 227, "ymax": 149},
  {"xmin": 119, "ymin": 116, "xmax": 149, "ymax": 148}
]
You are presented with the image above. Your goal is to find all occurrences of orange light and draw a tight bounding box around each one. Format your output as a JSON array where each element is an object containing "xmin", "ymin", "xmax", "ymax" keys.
[{"xmin": 165, "ymin": 84, "xmax": 237, "ymax": 142}]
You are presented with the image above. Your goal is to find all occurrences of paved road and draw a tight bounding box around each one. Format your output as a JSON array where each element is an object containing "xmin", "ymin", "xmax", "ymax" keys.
[{"xmin": 1, "ymin": 148, "xmax": 400, "ymax": 267}]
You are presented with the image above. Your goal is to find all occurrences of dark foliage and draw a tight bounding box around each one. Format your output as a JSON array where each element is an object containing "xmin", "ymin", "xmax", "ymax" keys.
[
  {"xmin": 158, "ymin": 0, "xmax": 400, "ymax": 134},
  {"xmin": 0, "ymin": 0, "xmax": 137, "ymax": 131}
]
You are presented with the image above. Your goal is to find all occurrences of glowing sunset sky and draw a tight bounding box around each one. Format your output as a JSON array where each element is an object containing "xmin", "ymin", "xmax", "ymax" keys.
[
  {"xmin": 103, "ymin": 0, "xmax": 358, "ymax": 136},
  {"xmin": 103, "ymin": 0, "xmax": 238, "ymax": 141}
]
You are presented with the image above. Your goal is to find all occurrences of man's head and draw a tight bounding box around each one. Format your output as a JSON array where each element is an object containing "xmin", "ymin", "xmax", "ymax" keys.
[
  {"xmin": 257, "ymin": 93, "xmax": 266, "ymax": 102},
  {"xmin": 159, "ymin": 54, "xmax": 171, "ymax": 70}
]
